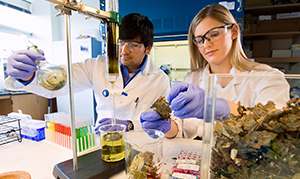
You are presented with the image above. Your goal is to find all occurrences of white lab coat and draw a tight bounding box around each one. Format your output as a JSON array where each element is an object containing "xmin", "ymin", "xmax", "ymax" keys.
[
  {"xmin": 4, "ymin": 55, "xmax": 170, "ymax": 130},
  {"xmin": 173, "ymin": 64, "xmax": 290, "ymax": 139}
]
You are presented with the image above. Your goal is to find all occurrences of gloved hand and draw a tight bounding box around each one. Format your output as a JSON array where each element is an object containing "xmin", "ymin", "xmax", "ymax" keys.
[
  {"xmin": 140, "ymin": 111, "xmax": 171, "ymax": 134},
  {"xmin": 167, "ymin": 82, "xmax": 230, "ymax": 121},
  {"xmin": 94, "ymin": 118, "xmax": 134, "ymax": 135},
  {"xmin": 7, "ymin": 50, "xmax": 45, "ymax": 80}
]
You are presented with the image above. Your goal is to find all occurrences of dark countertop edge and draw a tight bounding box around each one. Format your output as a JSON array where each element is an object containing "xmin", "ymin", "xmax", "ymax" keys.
[{"xmin": 0, "ymin": 92, "xmax": 32, "ymax": 96}]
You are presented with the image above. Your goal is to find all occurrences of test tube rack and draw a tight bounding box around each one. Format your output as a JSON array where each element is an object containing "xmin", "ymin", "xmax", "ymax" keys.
[
  {"xmin": 45, "ymin": 124, "xmax": 95, "ymax": 152},
  {"xmin": 0, "ymin": 115, "xmax": 22, "ymax": 146},
  {"xmin": 44, "ymin": 113, "xmax": 96, "ymax": 153}
]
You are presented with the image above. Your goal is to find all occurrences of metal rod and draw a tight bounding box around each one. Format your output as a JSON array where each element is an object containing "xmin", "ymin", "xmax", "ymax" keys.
[
  {"xmin": 48, "ymin": 0, "xmax": 111, "ymax": 20},
  {"xmin": 65, "ymin": 14, "xmax": 78, "ymax": 170}
]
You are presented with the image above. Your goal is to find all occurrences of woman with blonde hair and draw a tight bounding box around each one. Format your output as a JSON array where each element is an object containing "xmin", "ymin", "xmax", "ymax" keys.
[
  {"xmin": 140, "ymin": 4, "xmax": 290, "ymax": 139},
  {"xmin": 189, "ymin": 4, "xmax": 266, "ymax": 72}
]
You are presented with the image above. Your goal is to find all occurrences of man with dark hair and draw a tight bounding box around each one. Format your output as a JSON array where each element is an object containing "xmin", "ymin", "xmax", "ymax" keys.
[
  {"xmin": 120, "ymin": 13, "xmax": 154, "ymax": 48},
  {"xmin": 5, "ymin": 13, "xmax": 170, "ymax": 131}
]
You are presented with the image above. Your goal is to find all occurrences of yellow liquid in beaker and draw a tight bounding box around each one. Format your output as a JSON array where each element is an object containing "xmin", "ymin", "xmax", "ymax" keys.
[{"xmin": 100, "ymin": 133, "xmax": 125, "ymax": 162}]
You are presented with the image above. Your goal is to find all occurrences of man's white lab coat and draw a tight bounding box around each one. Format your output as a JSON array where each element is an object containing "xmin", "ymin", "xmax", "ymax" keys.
[
  {"xmin": 173, "ymin": 64, "xmax": 290, "ymax": 139},
  {"xmin": 5, "ymin": 55, "xmax": 170, "ymax": 130}
]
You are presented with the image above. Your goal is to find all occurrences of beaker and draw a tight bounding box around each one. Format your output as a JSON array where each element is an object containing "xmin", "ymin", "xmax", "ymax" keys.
[
  {"xmin": 123, "ymin": 129, "xmax": 164, "ymax": 179},
  {"xmin": 99, "ymin": 124, "xmax": 126, "ymax": 162}
]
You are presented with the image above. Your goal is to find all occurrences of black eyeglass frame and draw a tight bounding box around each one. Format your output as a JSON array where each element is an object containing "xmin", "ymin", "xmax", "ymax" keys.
[{"xmin": 193, "ymin": 24, "xmax": 234, "ymax": 45}]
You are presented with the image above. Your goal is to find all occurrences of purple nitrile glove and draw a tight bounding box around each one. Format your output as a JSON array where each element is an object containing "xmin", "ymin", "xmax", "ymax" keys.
[
  {"xmin": 97, "ymin": 123, "xmax": 126, "ymax": 132},
  {"xmin": 94, "ymin": 118, "xmax": 133, "ymax": 135},
  {"xmin": 140, "ymin": 111, "xmax": 171, "ymax": 134},
  {"xmin": 167, "ymin": 82, "xmax": 230, "ymax": 121},
  {"xmin": 7, "ymin": 49, "xmax": 45, "ymax": 80}
]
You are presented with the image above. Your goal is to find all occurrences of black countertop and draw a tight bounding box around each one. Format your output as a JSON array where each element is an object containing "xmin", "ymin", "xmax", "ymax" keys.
[{"xmin": 0, "ymin": 89, "xmax": 31, "ymax": 96}]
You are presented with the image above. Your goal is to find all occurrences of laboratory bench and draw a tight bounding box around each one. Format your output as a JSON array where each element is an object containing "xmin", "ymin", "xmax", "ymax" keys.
[
  {"xmin": 0, "ymin": 90, "xmax": 49, "ymax": 120},
  {"xmin": 0, "ymin": 136, "xmax": 202, "ymax": 179}
]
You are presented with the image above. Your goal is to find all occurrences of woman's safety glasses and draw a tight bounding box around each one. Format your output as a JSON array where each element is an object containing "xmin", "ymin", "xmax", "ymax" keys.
[
  {"xmin": 193, "ymin": 24, "xmax": 234, "ymax": 48},
  {"xmin": 119, "ymin": 39, "xmax": 144, "ymax": 52}
]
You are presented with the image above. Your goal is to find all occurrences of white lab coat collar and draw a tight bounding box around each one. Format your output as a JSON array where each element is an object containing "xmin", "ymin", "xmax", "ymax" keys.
[
  {"xmin": 142, "ymin": 56, "xmax": 159, "ymax": 75},
  {"xmin": 115, "ymin": 55, "xmax": 159, "ymax": 91}
]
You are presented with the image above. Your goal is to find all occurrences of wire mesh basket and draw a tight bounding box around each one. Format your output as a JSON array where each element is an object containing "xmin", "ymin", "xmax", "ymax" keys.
[{"xmin": 0, "ymin": 115, "xmax": 22, "ymax": 145}]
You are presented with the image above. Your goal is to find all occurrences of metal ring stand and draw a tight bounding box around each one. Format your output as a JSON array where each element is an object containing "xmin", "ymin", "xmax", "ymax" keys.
[{"xmin": 47, "ymin": 1, "xmax": 125, "ymax": 178}]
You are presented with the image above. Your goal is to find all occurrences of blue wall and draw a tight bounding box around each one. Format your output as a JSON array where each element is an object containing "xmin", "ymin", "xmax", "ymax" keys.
[
  {"xmin": 119, "ymin": 0, "xmax": 244, "ymax": 41},
  {"xmin": 119, "ymin": 0, "xmax": 219, "ymax": 40}
]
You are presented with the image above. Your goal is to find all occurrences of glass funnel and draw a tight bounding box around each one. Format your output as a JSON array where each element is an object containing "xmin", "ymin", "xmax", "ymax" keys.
[
  {"xmin": 123, "ymin": 129, "xmax": 164, "ymax": 179},
  {"xmin": 201, "ymin": 74, "xmax": 300, "ymax": 179}
]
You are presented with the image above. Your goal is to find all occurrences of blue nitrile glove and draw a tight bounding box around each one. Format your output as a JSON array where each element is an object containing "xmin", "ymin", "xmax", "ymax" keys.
[
  {"xmin": 167, "ymin": 82, "xmax": 230, "ymax": 121},
  {"xmin": 140, "ymin": 111, "xmax": 171, "ymax": 134},
  {"xmin": 94, "ymin": 118, "xmax": 134, "ymax": 135},
  {"xmin": 7, "ymin": 50, "xmax": 45, "ymax": 80}
]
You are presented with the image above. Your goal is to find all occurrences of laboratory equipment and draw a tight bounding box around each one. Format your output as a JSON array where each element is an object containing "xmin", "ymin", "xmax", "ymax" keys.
[
  {"xmin": 20, "ymin": 119, "xmax": 45, "ymax": 141},
  {"xmin": 102, "ymin": 86, "xmax": 127, "ymax": 126},
  {"xmin": 103, "ymin": 0, "xmax": 122, "ymax": 126},
  {"xmin": 23, "ymin": 34, "xmax": 67, "ymax": 90},
  {"xmin": 101, "ymin": 22, "xmax": 126, "ymax": 166},
  {"xmin": 36, "ymin": 62, "xmax": 67, "ymax": 90},
  {"xmin": 201, "ymin": 74, "xmax": 300, "ymax": 179},
  {"xmin": 123, "ymin": 129, "xmax": 164, "ymax": 179},
  {"xmin": 0, "ymin": 115, "xmax": 22, "ymax": 146},
  {"xmin": 44, "ymin": 112, "xmax": 96, "ymax": 153},
  {"xmin": 99, "ymin": 123, "xmax": 126, "ymax": 162},
  {"xmin": 45, "ymin": 0, "xmax": 123, "ymax": 176}
]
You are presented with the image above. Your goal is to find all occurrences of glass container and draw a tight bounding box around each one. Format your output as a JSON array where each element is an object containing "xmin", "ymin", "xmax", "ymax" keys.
[
  {"xmin": 123, "ymin": 129, "xmax": 164, "ymax": 179},
  {"xmin": 105, "ymin": 21, "xmax": 120, "ymax": 126},
  {"xmin": 99, "ymin": 124, "xmax": 126, "ymax": 162},
  {"xmin": 23, "ymin": 35, "xmax": 67, "ymax": 91},
  {"xmin": 106, "ymin": 21, "xmax": 119, "ymax": 83},
  {"xmin": 36, "ymin": 61, "xmax": 67, "ymax": 90},
  {"xmin": 201, "ymin": 74, "xmax": 300, "ymax": 179}
]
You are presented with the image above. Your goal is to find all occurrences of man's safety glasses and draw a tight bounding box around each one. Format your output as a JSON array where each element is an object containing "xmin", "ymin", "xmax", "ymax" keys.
[
  {"xmin": 119, "ymin": 39, "xmax": 144, "ymax": 52},
  {"xmin": 193, "ymin": 24, "xmax": 234, "ymax": 48}
]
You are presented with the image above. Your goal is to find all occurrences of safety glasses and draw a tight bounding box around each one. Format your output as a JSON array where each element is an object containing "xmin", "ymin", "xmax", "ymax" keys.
[
  {"xmin": 119, "ymin": 39, "xmax": 144, "ymax": 52},
  {"xmin": 193, "ymin": 24, "xmax": 234, "ymax": 48}
]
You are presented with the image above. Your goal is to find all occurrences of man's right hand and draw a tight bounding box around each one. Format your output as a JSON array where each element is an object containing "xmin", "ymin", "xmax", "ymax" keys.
[
  {"xmin": 7, "ymin": 50, "xmax": 45, "ymax": 80},
  {"xmin": 140, "ymin": 111, "xmax": 171, "ymax": 134}
]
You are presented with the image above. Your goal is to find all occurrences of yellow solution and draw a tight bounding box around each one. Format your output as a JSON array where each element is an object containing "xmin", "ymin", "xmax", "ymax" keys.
[{"xmin": 101, "ymin": 133, "xmax": 125, "ymax": 162}]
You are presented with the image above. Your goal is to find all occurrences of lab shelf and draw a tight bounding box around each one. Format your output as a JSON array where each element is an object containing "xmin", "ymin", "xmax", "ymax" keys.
[
  {"xmin": 244, "ymin": 3, "xmax": 300, "ymax": 16},
  {"xmin": 244, "ymin": 31, "xmax": 300, "ymax": 40},
  {"xmin": 0, "ymin": 116, "xmax": 22, "ymax": 145},
  {"xmin": 254, "ymin": 57, "xmax": 300, "ymax": 63},
  {"xmin": 243, "ymin": 2, "xmax": 300, "ymax": 63}
]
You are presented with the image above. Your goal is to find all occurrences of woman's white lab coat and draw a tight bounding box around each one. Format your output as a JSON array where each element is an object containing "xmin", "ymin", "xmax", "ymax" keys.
[
  {"xmin": 5, "ymin": 55, "xmax": 170, "ymax": 130},
  {"xmin": 173, "ymin": 64, "xmax": 290, "ymax": 139}
]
